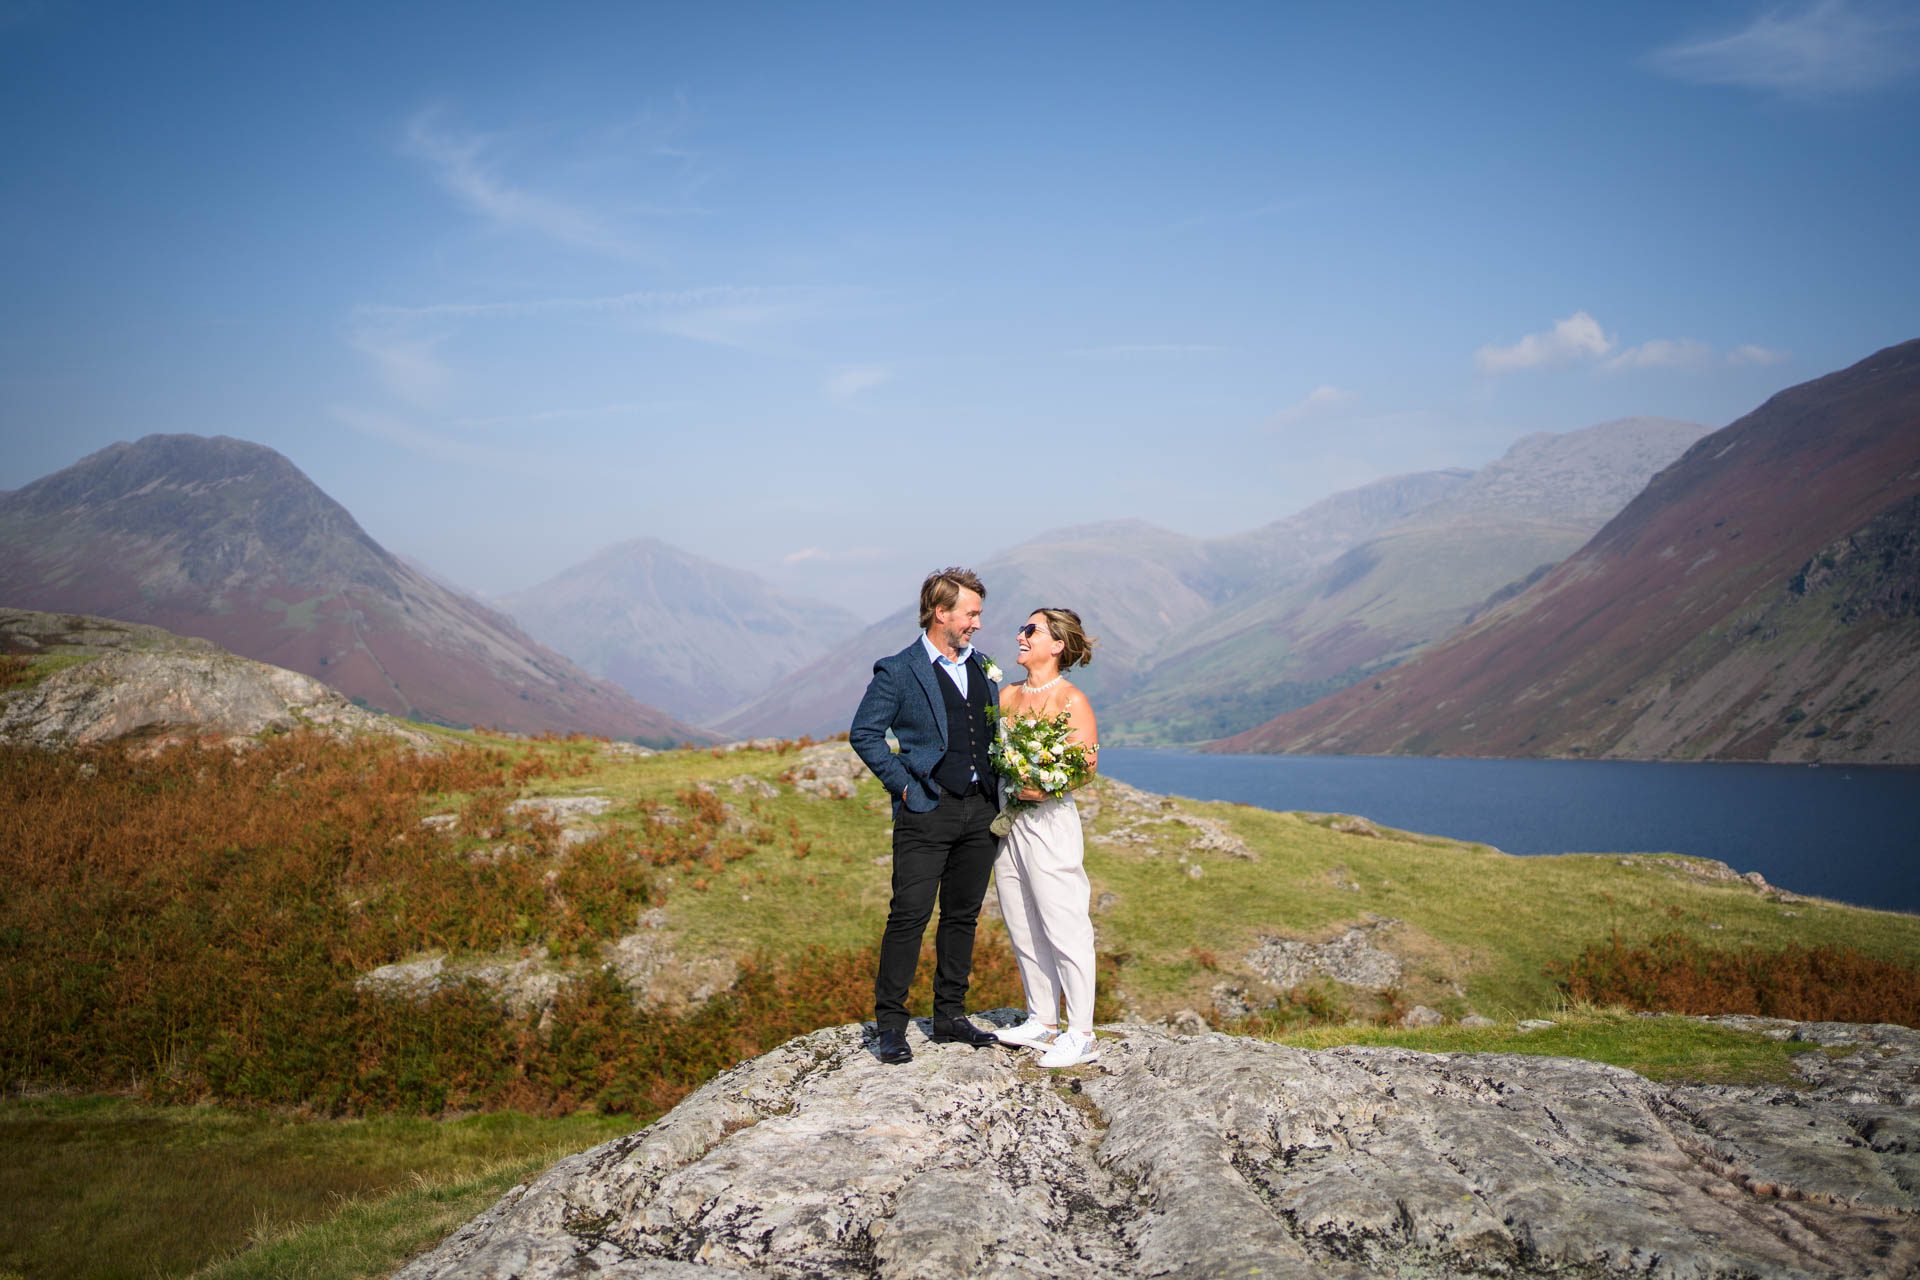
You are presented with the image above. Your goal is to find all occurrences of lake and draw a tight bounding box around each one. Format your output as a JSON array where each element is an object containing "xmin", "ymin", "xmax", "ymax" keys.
[{"xmin": 1097, "ymin": 749, "xmax": 1920, "ymax": 917}]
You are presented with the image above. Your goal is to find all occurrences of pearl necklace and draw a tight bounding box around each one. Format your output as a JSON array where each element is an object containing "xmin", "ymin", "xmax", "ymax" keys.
[{"xmin": 1022, "ymin": 674, "xmax": 1066, "ymax": 695}]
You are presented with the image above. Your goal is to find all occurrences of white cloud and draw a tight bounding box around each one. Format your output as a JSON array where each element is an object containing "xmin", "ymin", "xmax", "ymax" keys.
[
  {"xmin": 354, "ymin": 284, "xmax": 833, "ymax": 354},
  {"xmin": 1603, "ymin": 338, "xmax": 1794, "ymax": 373},
  {"xmin": 824, "ymin": 366, "xmax": 891, "ymax": 401},
  {"xmin": 1604, "ymin": 338, "xmax": 1716, "ymax": 371},
  {"xmin": 451, "ymin": 400, "xmax": 677, "ymax": 429},
  {"xmin": 403, "ymin": 107, "xmax": 651, "ymax": 261},
  {"xmin": 356, "ymin": 286, "xmax": 781, "ymax": 324},
  {"xmin": 1269, "ymin": 385, "xmax": 1354, "ymax": 427},
  {"xmin": 782, "ymin": 545, "xmax": 887, "ymax": 565},
  {"xmin": 1475, "ymin": 311, "xmax": 1616, "ymax": 375},
  {"xmin": 348, "ymin": 329, "xmax": 452, "ymax": 408},
  {"xmin": 1649, "ymin": 0, "xmax": 1920, "ymax": 95}
]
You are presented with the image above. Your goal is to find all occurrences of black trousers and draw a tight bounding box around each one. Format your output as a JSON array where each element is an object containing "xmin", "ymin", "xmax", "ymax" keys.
[{"xmin": 873, "ymin": 787, "xmax": 998, "ymax": 1030}]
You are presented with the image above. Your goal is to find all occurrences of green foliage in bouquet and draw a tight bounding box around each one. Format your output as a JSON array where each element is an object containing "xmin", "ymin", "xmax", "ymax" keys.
[{"xmin": 987, "ymin": 705, "xmax": 1097, "ymax": 837}]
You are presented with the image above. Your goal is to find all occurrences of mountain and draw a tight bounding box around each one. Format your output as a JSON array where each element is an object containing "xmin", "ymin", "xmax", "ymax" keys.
[
  {"xmin": 713, "ymin": 473, "xmax": 1474, "ymax": 740},
  {"xmin": 497, "ymin": 538, "xmax": 863, "ymax": 724},
  {"xmin": 1217, "ymin": 340, "xmax": 1920, "ymax": 763},
  {"xmin": 0, "ymin": 435, "xmax": 708, "ymax": 743},
  {"xmin": 1109, "ymin": 418, "xmax": 1712, "ymax": 743}
]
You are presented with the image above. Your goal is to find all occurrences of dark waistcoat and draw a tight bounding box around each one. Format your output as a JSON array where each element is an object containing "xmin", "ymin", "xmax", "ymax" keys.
[{"xmin": 930, "ymin": 661, "xmax": 993, "ymax": 795}]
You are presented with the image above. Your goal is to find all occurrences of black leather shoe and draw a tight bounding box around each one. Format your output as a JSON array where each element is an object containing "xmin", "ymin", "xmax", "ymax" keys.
[
  {"xmin": 874, "ymin": 1026, "xmax": 912, "ymax": 1064},
  {"xmin": 928, "ymin": 1016, "xmax": 1000, "ymax": 1047}
]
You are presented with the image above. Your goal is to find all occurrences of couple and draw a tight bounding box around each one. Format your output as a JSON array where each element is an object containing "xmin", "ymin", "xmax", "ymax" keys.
[{"xmin": 849, "ymin": 567, "xmax": 1101, "ymax": 1070}]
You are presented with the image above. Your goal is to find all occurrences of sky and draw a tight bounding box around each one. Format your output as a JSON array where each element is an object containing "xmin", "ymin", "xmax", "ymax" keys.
[{"xmin": 3, "ymin": 1, "xmax": 1918, "ymax": 621}]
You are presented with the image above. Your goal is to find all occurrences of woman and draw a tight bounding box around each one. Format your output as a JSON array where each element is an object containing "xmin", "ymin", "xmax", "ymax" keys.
[{"xmin": 991, "ymin": 607, "xmax": 1101, "ymax": 1067}]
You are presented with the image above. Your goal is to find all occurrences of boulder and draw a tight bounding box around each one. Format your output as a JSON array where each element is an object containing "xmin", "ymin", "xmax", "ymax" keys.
[
  {"xmin": 1398, "ymin": 1004, "xmax": 1443, "ymax": 1028},
  {"xmin": 0, "ymin": 608, "xmax": 427, "ymax": 748},
  {"xmin": 1245, "ymin": 917, "xmax": 1404, "ymax": 991},
  {"xmin": 397, "ymin": 1015, "xmax": 1920, "ymax": 1279}
]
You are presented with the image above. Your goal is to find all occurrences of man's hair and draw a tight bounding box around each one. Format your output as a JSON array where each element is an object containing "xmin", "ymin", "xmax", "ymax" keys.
[{"xmin": 918, "ymin": 566, "xmax": 986, "ymax": 629}]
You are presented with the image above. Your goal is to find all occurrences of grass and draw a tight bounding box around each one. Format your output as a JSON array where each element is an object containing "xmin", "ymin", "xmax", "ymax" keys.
[
  {"xmin": 0, "ymin": 1095, "xmax": 630, "ymax": 1280},
  {"xmin": 4, "ymin": 728, "xmax": 1917, "ymax": 1277},
  {"xmin": 1075, "ymin": 796, "xmax": 1920, "ymax": 1019},
  {"xmin": 1260, "ymin": 1005, "xmax": 1847, "ymax": 1087},
  {"xmin": 0, "ymin": 651, "xmax": 97, "ymax": 690}
]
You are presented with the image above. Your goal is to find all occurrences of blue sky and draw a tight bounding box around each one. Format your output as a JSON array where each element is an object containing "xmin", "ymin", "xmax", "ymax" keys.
[{"xmin": 4, "ymin": 1, "xmax": 1918, "ymax": 620}]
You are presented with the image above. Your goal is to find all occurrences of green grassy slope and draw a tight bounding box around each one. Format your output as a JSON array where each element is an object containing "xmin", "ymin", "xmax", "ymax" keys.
[{"xmin": 5, "ymin": 729, "xmax": 1916, "ymax": 1280}]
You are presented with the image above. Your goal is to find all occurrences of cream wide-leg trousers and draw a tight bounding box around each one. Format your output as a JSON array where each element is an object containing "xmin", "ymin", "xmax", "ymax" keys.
[{"xmin": 994, "ymin": 796, "xmax": 1097, "ymax": 1032}]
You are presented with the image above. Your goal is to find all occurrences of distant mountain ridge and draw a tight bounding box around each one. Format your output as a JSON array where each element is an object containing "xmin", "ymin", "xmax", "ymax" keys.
[
  {"xmin": 499, "ymin": 538, "xmax": 863, "ymax": 724},
  {"xmin": 1107, "ymin": 418, "xmax": 1712, "ymax": 743},
  {"xmin": 0, "ymin": 435, "xmax": 706, "ymax": 743},
  {"xmin": 712, "ymin": 469, "xmax": 1496, "ymax": 739},
  {"xmin": 1217, "ymin": 340, "xmax": 1920, "ymax": 763}
]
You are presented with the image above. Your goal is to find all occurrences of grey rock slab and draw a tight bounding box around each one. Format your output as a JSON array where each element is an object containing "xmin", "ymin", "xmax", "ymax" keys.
[
  {"xmin": 509, "ymin": 795, "xmax": 615, "ymax": 820},
  {"xmin": 400, "ymin": 1017, "xmax": 1920, "ymax": 1280},
  {"xmin": 1245, "ymin": 917, "xmax": 1405, "ymax": 991},
  {"xmin": 784, "ymin": 742, "xmax": 866, "ymax": 799}
]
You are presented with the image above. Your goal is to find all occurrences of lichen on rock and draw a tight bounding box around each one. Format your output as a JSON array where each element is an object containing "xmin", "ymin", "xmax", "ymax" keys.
[{"xmin": 397, "ymin": 1015, "xmax": 1920, "ymax": 1279}]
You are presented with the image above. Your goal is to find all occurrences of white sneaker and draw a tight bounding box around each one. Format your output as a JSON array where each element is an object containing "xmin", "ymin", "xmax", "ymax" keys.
[
  {"xmin": 1039, "ymin": 1028, "xmax": 1099, "ymax": 1068},
  {"xmin": 994, "ymin": 1015, "xmax": 1058, "ymax": 1048}
]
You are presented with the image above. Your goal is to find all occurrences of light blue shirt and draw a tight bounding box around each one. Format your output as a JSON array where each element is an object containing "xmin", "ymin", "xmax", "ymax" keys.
[{"xmin": 920, "ymin": 632, "xmax": 972, "ymax": 699}]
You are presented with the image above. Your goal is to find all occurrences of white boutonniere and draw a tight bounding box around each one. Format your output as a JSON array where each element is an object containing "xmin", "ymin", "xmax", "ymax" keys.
[{"xmin": 980, "ymin": 655, "xmax": 1003, "ymax": 684}]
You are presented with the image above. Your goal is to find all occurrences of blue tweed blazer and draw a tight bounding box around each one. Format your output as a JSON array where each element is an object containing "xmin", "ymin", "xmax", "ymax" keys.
[{"xmin": 849, "ymin": 639, "xmax": 997, "ymax": 815}]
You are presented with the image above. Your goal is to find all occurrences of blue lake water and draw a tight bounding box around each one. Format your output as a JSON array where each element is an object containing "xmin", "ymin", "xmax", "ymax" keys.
[{"xmin": 1097, "ymin": 749, "xmax": 1920, "ymax": 917}]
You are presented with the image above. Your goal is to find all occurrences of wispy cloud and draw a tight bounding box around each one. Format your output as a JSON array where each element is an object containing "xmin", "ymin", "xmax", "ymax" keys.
[
  {"xmin": 1173, "ymin": 198, "xmax": 1310, "ymax": 231},
  {"xmin": 1475, "ymin": 311, "xmax": 1616, "ymax": 375},
  {"xmin": 1269, "ymin": 384, "xmax": 1354, "ymax": 427},
  {"xmin": 356, "ymin": 286, "xmax": 778, "ymax": 324},
  {"xmin": 1605, "ymin": 338, "xmax": 1792, "ymax": 373},
  {"xmin": 347, "ymin": 329, "xmax": 452, "ymax": 408},
  {"xmin": 403, "ymin": 106, "xmax": 653, "ymax": 261},
  {"xmin": 355, "ymin": 284, "xmax": 836, "ymax": 353},
  {"xmin": 1649, "ymin": 1, "xmax": 1920, "ymax": 95},
  {"xmin": 1067, "ymin": 343, "xmax": 1227, "ymax": 359},
  {"xmin": 333, "ymin": 406, "xmax": 546, "ymax": 473},
  {"xmin": 782, "ymin": 545, "xmax": 887, "ymax": 565},
  {"xmin": 451, "ymin": 400, "xmax": 680, "ymax": 429},
  {"xmin": 824, "ymin": 366, "xmax": 891, "ymax": 401},
  {"xmin": 1477, "ymin": 314, "xmax": 1790, "ymax": 377},
  {"xmin": 1602, "ymin": 337, "xmax": 1715, "ymax": 371}
]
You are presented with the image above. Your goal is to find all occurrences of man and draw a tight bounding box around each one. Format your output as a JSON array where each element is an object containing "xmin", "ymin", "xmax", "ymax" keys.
[{"xmin": 849, "ymin": 567, "xmax": 1004, "ymax": 1064}]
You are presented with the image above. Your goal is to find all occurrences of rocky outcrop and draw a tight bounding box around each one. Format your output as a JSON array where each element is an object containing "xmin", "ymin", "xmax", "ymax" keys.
[
  {"xmin": 0, "ymin": 608, "xmax": 427, "ymax": 748},
  {"xmin": 1245, "ymin": 917, "xmax": 1405, "ymax": 991},
  {"xmin": 399, "ymin": 1015, "xmax": 1920, "ymax": 1279}
]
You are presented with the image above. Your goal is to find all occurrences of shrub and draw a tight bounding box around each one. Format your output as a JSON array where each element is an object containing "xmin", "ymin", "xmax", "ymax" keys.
[
  {"xmin": 0, "ymin": 732, "xmax": 1122, "ymax": 1118},
  {"xmin": 1557, "ymin": 932, "xmax": 1920, "ymax": 1027}
]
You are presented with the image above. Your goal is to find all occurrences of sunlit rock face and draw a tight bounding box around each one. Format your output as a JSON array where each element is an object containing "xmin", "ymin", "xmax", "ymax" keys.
[{"xmin": 399, "ymin": 1014, "xmax": 1920, "ymax": 1279}]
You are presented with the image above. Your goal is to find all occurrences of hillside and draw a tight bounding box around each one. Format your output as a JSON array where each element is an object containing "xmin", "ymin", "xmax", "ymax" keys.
[
  {"xmin": 1219, "ymin": 339, "xmax": 1920, "ymax": 763},
  {"xmin": 499, "ymin": 538, "xmax": 862, "ymax": 725},
  {"xmin": 714, "ymin": 472, "xmax": 1473, "ymax": 739},
  {"xmin": 1112, "ymin": 418, "xmax": 1709, "ymax": 742},
  {"xmin": 7, "ymin": 694, "xmax": 1918, "ymax": 1276},
  {"xmin": 0, "ymin": 607, "xmax": 427, "ymax": 748},
  {"xmin": 0, "ymin": 435, "xmax": 706, "ymax": 744}
]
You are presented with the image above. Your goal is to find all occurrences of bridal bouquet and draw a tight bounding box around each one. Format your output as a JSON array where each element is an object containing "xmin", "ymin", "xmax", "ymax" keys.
[{"xmin": 987, "ymin": 706, "xmax": 1096, "ymax": 837}]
